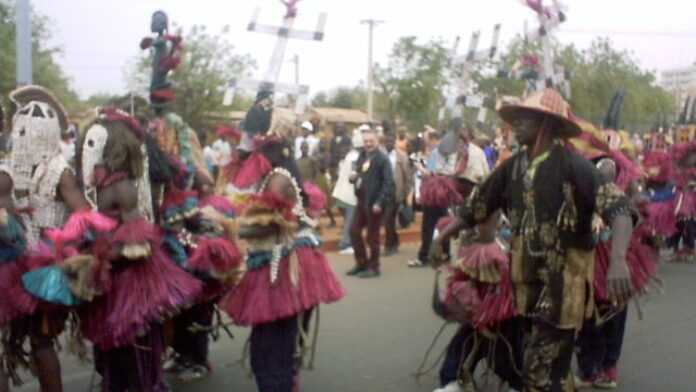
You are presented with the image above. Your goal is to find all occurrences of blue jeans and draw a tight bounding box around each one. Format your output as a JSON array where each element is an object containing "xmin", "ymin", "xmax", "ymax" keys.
[{"xmin": 339, "ymin": 205, "xmax": 355, "ymax": 249}]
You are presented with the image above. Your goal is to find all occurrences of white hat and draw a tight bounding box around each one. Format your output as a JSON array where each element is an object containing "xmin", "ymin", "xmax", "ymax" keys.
[
  {"xmin": 301, "ymin": 121, "xmax": 314, "ymax": 132},
  {"xmin": 358, "ymin": 124, "xmax": 371, "ymax": 132}
]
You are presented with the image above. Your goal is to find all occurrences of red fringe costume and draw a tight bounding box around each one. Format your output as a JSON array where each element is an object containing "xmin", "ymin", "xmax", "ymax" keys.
[
  {"xmin": 79, "ymin": 218, "xmax": 203, "ymax": 350},
  {"xmin": 642, "ymin": 150, "xmax": 678, "ymax": 238},
  {"xmin": 221, "ymin": 176, "xmax": 345, "ymax": 326},
  {"xmin": 443, "ymin": 239, "xmax": 516, "ymax": 330},
  {"xmin": 419, "ymin": 175, "xmax": 464, "ymax": 209},
  {"xmin": 219, "ymin": 163, "xmax": 345, "ymax": 392},
  {"xmin": 592, "ymin": 223, "xmax": 659, "ymax": 303}
]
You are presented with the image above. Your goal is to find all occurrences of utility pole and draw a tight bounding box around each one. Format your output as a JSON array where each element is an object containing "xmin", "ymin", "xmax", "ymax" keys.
[
  {"xmin": 291, "ymin": 54, "xmax": 300, "ymax": 85},
  {"xmin": 361, "ymin": 19, "xmax": 383, "ymax": 122},
  {"xmin": 15, "ymin": 0, "xmax": 32, "ymax": 86}
]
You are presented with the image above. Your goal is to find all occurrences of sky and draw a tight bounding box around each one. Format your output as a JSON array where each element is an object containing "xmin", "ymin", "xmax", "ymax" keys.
[{"xmin": 30, "ymin": 0, "xmax": 696, "ymax": 99}]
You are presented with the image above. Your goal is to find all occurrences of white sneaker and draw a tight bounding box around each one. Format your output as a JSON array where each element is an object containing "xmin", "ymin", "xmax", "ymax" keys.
[
  {"xmin": 339, "ymin": 247, "xmax": 354, "ymax": 255},
  {"xmin": 433, "ymin": 381, "xmax": 465, "ymax": 392}
]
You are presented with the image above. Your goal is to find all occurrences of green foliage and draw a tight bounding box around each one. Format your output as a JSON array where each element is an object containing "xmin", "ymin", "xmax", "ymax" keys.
[
  {"xmin": 126, "ymin": 23, "xmax": 255, "ymax": 133},
  {"xmin": 375, "ymin": 37, "xmax": 450, "ymax": 131},
  {"xmin": 559, "ymin": 38, "xmax": 674, "ymax": 131},
  {"xmin": 0, "ymin": 0, "xmax": 79, "ymax": 113},
  {"xmin": 477, "ymin": 36, "xmax": 675, "ymax": 132},
  {"xmin": 312, "ymin": 86, "xmax": 367, "ymax": 109}
]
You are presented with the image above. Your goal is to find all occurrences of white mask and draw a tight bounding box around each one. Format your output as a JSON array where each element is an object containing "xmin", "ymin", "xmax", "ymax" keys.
[
  {"xmin": 10, "ymin": 101, "xmax": 63, "ymax": 189},
  {"xmin": 81, "ymin": 124, "xmax": 109, "ymax": 207}
]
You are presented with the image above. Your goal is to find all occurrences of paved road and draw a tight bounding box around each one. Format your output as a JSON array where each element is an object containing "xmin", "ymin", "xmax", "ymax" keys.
[{"xmin": 16, "ymin": 246, "xmax": 696, "ymax": 391}]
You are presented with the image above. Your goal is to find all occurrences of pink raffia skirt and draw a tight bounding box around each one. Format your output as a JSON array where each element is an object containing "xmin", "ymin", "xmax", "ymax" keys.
[
  {"xmin": 420, "ymin": 175, "xmax": 464, "ymax": 208},
  {"xmin": 221, "ymin": 246, "xmax": 345, "ymax": 326},
  {"xmin": 81, "ymin": 220, "xmax": 203, "ymax": 350},
  {"xmin": 593, "ymin": 226, "xmax": 659, "ymax": 303},
  {"xmin": 644, "ymin": 199, "xmax": 677, "ymax": 237},
  {"xmin": 676, "ymin": 190, "xmax": 696, "ymax": 219},
  {"xmin": 445, "ymin": 241, "xmax": 516, "ymax": 330},
  {"xmin": 0, "ymin": 259, "xmax": 37, "ymax": 326}
]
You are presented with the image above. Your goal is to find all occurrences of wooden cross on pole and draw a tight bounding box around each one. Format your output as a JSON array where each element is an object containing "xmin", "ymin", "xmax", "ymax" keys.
[
  {"xmin": 440, "ymin": 24, "xmax": 501, "ymax": 124},
  {"xmin": 224, "ymin": 0, "xmax": 327, "ymax": 114},
  {"xmin": 521, "ymin": 0, "xmax": 570, "ymax": 96}
]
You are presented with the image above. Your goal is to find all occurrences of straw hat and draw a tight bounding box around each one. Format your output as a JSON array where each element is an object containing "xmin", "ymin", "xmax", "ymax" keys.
[{"xmin": 497, "ymin": 88, "xmax": 581, "ymax": 138}]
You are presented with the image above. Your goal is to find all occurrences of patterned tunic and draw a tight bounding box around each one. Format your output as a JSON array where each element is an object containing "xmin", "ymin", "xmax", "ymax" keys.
[{"xmin": 459, "ymin": 143, "xmax": 629, "ymax": 329}]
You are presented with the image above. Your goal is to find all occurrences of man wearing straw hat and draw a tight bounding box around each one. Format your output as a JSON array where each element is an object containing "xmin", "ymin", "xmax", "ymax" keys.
[{"xmin": 432, "ymin": 89, "xmax": 634, "ymax": 391}]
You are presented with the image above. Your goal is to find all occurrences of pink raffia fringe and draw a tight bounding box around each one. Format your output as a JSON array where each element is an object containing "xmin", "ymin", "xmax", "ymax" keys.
[
  {"xmin": 302, "ymin": 181, "xmax": 327, "ymax": 219},
  {"xmin": 80, "ymin": 218, "xmax": 202, "ymax": 350},
  {"xmin": 221, "ymin": 246, "xmax": 345, "ymax": 327},
  {"xmin": 420, "ymin": 175, "xmax": 464, "ymax": 208},
  {"xmin": 593, "ymin": 224, "xmax": 659, "ymax": 303},
  {"xmin": 444, "ymin": 241, "xmax": 516, "ymax": 330},
  {"xmin": 233, "ymin": 152, "xmax": 272, "ymax": 189}
]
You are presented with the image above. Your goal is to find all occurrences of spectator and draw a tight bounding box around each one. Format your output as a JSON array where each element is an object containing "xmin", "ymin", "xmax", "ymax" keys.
[
  {"xmin": 396, "ymin": 129, "xmax": 409, "ymax": 154},
  {"xmin": 383, "ymin": 133, "xmax": 413, "ymax": 256},
  {"xmin": 297, "ymin": 141, "xmax": 319, "ymax": 182},
  {"xmin": 294, "ymin": 121, "xmax": 319, "ymax": 159},
  {"xmin": 347, "ymin": 128, "xmax": 394, "ymax": 278},
  {"xmin": 332, "ymin": 130, "xmax": 364, "ymax": 254},
  {"xmin": 329, "ymin": 122, "xmax": 353, "ymax": 178},
  {"xmin": 316, "ymin": 158, "xmax": 337, "ymax": 228},
  {"xmin": 408, "ymin": 130, "xmax": 453, "ymax": 268}
]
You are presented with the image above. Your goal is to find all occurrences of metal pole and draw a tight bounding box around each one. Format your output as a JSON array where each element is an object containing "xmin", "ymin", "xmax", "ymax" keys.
[
  {"xmin": 293, "ymin": 54, "xmax": 300, "ymax": 85},
  {"xmin": 361, "ymin": 19, "xmax": 383, "ymax": 122},
  {"xmin": 15, "ymin": 0, "xmax": 32, "ymax": 86}
]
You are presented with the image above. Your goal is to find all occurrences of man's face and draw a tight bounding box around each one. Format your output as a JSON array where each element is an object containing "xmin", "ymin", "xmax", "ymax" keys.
[
  {"xmin": 384, "ymin": 135, "xmax": 396, "ymax": 151},
  {"xmin": 458, "ymin": 127, "xmax": 471, "ymax": 142},
  {"xmin": 363, "ymin": 132, "xmax": 378, "ymax": 153},
  {"xmin": 510, "ymin": 113, "xmax": 543, "ymax": 147}
]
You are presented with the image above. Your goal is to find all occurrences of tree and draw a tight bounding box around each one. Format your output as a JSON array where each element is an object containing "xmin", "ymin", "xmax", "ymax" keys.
[
  {"xmin": 311, "ymin": 86, "xmax": 367, "ymax": 110},
  {"xmin": 374, "ymin": 37, "xmax": 450, "ymax": 131},
  {"xmin": 312, "ymin": 91, "xmax": 328, "ymax": 107},
  {"xmin": 477, "ymin": 36, "xmax": 675, "ymax": 132},
  {"xmin": 126, "ymin": 24, "xmax": 255, "ymax": 133},
  {"xmin": 0, "ymin": 1, "xmax": 79, "ymax": 112}
]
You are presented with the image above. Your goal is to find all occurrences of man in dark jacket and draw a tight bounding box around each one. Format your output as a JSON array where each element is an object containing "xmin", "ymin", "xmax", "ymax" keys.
[{"xmin": 348, "ymin": 127, "xmax": 394, "ymax": 278}]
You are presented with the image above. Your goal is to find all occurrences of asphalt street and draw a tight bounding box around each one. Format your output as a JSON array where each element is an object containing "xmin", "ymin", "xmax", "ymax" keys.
[{"xmin": 15, "ymin": 245, "xmax": 696, "ymax": 392}]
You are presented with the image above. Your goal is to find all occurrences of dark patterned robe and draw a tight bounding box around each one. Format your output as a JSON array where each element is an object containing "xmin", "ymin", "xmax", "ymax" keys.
[{"xmin": 459, "ymin": 143, "xmax": 629, "ymax": 329}]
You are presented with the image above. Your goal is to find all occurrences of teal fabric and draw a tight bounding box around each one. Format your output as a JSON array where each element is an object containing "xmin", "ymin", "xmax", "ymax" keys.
[
  {"xmin": 0, "ymin": 215, "xmax": 27, "ymax": 263},
  {"xmin": 245, "ymin": 236, "xmax": 322, "ymax": 270},
  {"xmin": 22, "ymin": 266, "xmax": 81, "ymax": 306}
]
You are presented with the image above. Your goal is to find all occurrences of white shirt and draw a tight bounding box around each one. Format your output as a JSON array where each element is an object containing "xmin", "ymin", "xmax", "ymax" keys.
[
  {"xmin": 460, "ymin": 143, "xmax": 491, "ymax": 184},
  {"xmin": 295, "ymin": 135, "xmax": 320, "ymax": 159},
  {"xmin": 332, "ymin": 149, "xmax": 360, "ymax": 206},
  {"xmin": 388, "ymin": 150, "xmax": 397, "ymax": 170}
]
